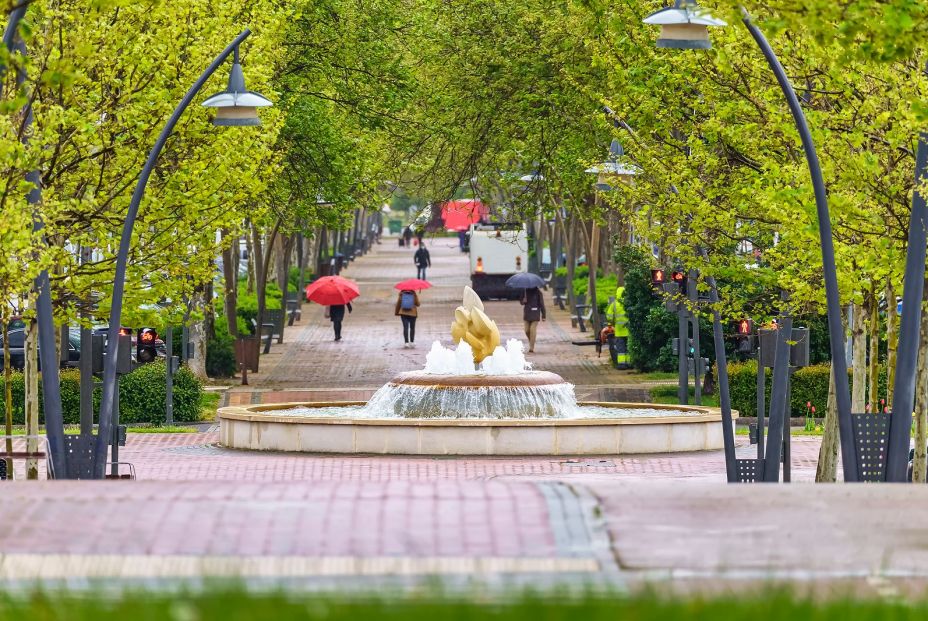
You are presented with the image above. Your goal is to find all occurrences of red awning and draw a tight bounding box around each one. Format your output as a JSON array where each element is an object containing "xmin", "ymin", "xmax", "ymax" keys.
[{"xmin": 440, "ymin": 200, "xmax": 487, "ymax": 232}]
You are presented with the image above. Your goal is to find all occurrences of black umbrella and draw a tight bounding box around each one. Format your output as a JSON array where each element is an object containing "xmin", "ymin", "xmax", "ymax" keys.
[{"xmin": 506, "ymin": 272, "xmax": 546, "ymax": 289}]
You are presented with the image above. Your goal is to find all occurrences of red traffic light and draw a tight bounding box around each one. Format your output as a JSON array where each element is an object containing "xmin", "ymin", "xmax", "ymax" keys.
[
  {"xmin": 118, "ymin": 327, "xmax": 132, "ymax": 336},
  {"xmin": 671, "ymin": 271, "xmax": 686, "ymax": 284},
  {"xmin": 140, "ymin": 328, "xmax": 157, "ymax": 343},
  {"xmin": 736, "ymin": 319, "xmax": 753, "ymax": 335},
  {"xmin": 650, "ymin": 269, "xmax": 665, "ymax": 285}
]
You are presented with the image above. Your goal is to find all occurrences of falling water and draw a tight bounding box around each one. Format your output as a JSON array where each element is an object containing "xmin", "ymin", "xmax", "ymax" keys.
[{"xmin": 363, "ymin": 380, "xmax": 579, "ymax": 419}]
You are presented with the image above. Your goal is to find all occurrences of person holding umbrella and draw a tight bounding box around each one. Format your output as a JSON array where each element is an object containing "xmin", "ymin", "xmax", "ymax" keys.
[
  {"xmin": 506, "ymin": 272, "xmax": 547, "ymax": 353},
  {"xmin": 394, "ymin": 278, "xmax": 430, "ymax": 348},
  {"xmin": 305, "ymin": 275, "xmax": 360, "ymax": 342}
]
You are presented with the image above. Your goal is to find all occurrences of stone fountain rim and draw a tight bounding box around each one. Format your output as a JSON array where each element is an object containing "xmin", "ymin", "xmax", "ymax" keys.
[
  {"xmin": 218, "ymin": 400, "xmax": 735, "ymax": 427},
  {"xmin": 388, "ymin": 369, "xmax": 567, "ymax": 388}
]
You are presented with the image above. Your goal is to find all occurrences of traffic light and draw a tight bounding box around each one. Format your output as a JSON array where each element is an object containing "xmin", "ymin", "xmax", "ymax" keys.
[
  {"xmin": 670, "ymin": 270, "xmax": 687, "ymax": 292},
  {"xmin": 734, "ymin": 318, "xmax": 754, "ymax": 355},
  {"xmin": 137, "ymin": 328, "xmax": 158, "ymax": 364},
  {"xmin": 650, "ymin": 269, "xmax": 666, "ymax": 287},
  {"xmin": 672, "ymin": 338, "xmax": 696, "ymax": 357}
]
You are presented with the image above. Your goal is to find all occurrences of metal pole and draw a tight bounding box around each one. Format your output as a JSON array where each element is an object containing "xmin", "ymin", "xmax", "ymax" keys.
[
  {"xmin": 93, "ymin": 30, "xmax": 253, "ymax": 478},
  {"xmin": 783, "ymin": 369, "xmax": 793, "ymax": 482},
  {"xmin": 756, "ymin": 347, "xmax": 765, "ymax": 461},
  {"xmin": 678, "ymin": 308, "xmax": 688, "ymax": 405},
  {"xmin": 3, "ymin": 9, "xmax": 67, "ymax": 475},
  {"xmin": 165, "ymin": 326, "xmax": 174, "ymax": 426},
  {"xmin": 110, "ymin": 383, "xmax": 119, "ymax": 478},
  {"xmin": 887, "ymin": 118, "xmax": 928, "ymax": 481},
  {"xmin": 698, "ymin": 255, "xmax": 737, "ymax": 481},
  {"xmin": 79, "ymin": 250, "xmax": 93, "ymax": 435},
  {"xmin": 742, "ymin": 12, "xmax": 857, "ymax": 482},
  {"xmin": 688, "ymin": 271, "xmax": 701, "ymax": 405},
  {"xmin": 763, "ymin": 315, "xmax": 793, "ymax": 482}
]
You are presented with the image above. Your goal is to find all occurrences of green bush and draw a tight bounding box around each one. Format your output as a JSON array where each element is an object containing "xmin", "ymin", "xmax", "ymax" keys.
[
  {"xmin": 724, "ymin": 361, "xmax": 887, "ymax": 418},
  {"xmin": 207, "ymin": 316, "xmax": 238, "ymax": 378},
  {"xmin": 237, "ymin": 281, "xmax": 283, "ymax": 333},
  {"xmin": 3, "ymin": 361, "xmax": 202, "ymax": 425}
]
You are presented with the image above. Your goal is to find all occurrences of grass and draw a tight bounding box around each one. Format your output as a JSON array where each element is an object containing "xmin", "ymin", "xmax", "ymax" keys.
[
  {"xmin": 200, "ymin": 391, "xmax": 221, "ymax": 421},
  {"xmin": 736, "ymin": 425, "xmax": 825, "ymax": 436},
  {"xmin": 649, "ymin": 385, "xmax": 720, "ymax": 408},
  {"xmin": 625, "ymin": 370, "xmax": 679, "ymax": 381},
  {"xmin": 0, "ymin": 590, "xmax": 925, "ymax": 620}
]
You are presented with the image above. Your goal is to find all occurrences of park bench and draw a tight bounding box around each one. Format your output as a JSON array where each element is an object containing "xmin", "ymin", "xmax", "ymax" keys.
[
  {"xmin": 572, "ymin": 293, "xmax": 592, "ymax": 332},
  {"xmin": 286, "ymin": 294, "xmax": 302, "ymax": 326},
  {"xmin": 265, "ymin": 308, "xmax": 286, "ymax": 344},
  {"xmin": 250, "ymin": 318, "xmax": 276, "ymax": 354},
  {"xmin": 552, "ymin": 275, "xmax": 568, "ymax": 310}
]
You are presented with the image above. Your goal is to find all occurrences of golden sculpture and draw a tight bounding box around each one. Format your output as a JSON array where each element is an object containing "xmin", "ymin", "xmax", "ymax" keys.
[{"xmin": 451, "ymin": 286, "xmax": 500, "ymax": 363}]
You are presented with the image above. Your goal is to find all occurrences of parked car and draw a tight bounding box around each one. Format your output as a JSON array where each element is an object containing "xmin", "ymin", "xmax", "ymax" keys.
[{"xmin": 0, "ymin": 327, "xmax": 81, "ymax": 371}]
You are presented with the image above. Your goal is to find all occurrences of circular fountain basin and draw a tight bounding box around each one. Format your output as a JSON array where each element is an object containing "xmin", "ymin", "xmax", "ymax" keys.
[{"xmin": 218, "ymin": 401, "xmax": 736, "ymax": 456}]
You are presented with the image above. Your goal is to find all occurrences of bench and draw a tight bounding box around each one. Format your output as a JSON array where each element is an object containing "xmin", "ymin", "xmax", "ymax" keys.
[
  {"xmin": 552, "ymin": 275, "xmax": 568, "ymax": 310},
  {"xmin": 286, "ymin": 298, "xmax": 302, "ymax": 326},
  {"xmin": 265, "ymin": 308, "xmax": 286, "ymax": 344},
  {"xmin": 250, "ymin": 318, "xmax": 276, "ymax": 354},
  {"xmin": 572, "ymin": 294, "xmax": 592, "ymax": 332}
]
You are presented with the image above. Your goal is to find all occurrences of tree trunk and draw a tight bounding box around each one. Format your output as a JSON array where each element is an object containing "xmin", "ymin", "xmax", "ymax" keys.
[
  {"xmin": 815, "ymin": 363, "xmax": 839, "ymax": 482},
  {"xmin": 252, "ymin": 220, "xmax": 281, "ymax": 347},
  {"xmin": 886, "ymin": 282, "xmax": 897, "ymax": 409},
  {"xmin": 221, "ymin": 229, "xmax": 238, "ymax": 337},
  {"xmin": 588, "ymin": 220, "xmax": 601, "ymax": 333},
  {"xmin": 188, "ymin": 284, "xmax": 209, "ymax": 380},
  {"xmin": 245, "ymin": 225, "xmax": 256, "ymax": 295},
  {"xmin": 3, "ymin": 320, "xmax": 12, "ymax": 479},
  {"xmin": 564, "ymin": 214, "xmax": 577, "ymax": 312},
  {"xmin": 24, "ymin": 319, "xmax": 38, "ymax": 480},
  {"xmin": 913, "ymin": 294, "xmax": 928, "ymax": 483},
  {"xmin": 867, "ymin": 290, "xmax": 880, "ymax": 412},
  {"xmin": 851, "ymin": 301, "xmax": 867, "ymax": 412}
]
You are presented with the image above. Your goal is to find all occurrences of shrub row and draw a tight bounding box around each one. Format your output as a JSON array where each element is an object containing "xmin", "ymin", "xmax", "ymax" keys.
[
  {"xmin": 724, "ymin": 361, "xmax": 886, "ymax": 418},
  {"xmin": 2, "ymin": 360, "xmax": 202, "ymax": 425}
]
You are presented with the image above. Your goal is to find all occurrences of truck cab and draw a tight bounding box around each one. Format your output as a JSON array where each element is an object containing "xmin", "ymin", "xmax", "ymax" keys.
[{"xmin": 468, "ymin": 222, "xmax": 529, "ymax": 299}]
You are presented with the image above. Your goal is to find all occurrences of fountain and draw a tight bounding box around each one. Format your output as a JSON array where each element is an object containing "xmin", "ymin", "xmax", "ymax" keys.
[{"xmin": 219, "ymin": 287, "xmax": 735, "ymax": 455}]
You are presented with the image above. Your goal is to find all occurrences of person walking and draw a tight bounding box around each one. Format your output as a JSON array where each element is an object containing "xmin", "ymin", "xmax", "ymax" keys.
[
  {"xmin": 414, "ymin": 243, "xmax": 431, "ymax": 280},
  {"xmin": 402, "ymin": 226, "xmax": 413, "ymax": 247},
  {"xmin": 395, "ymin": 289, "xmax": 421, "ymax": 348},
  {"xmin": 520, "ymin": 286, "xmax": 546, "ymax": 353},
  {"xmin": 328, "ymin": 302, "xmax": 352, "ymax": 341}
]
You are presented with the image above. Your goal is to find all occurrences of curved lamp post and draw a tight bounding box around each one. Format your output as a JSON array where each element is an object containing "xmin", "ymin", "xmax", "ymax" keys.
[
  {"xmin": 92, "ymin": 29, "xmax": 272, "ymax": 478},
  {"xmin": 3, "ymin": 6, "xmax": 67, "ymax": 476},
  {"xmin": 642, "ymin": 2, "xmax": 858, "ymax": 481}
]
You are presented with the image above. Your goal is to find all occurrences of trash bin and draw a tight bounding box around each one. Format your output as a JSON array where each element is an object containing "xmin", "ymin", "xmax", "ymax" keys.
[
  {"xmin": 316, "ymin": 261, "xmax": 332, "ymax": 277},
  {"xmin": 234, "ymin": 336, "xmax": 260, "ymax": 373}
]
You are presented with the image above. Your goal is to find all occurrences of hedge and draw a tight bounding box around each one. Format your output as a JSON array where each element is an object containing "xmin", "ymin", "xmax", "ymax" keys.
[
  {"xmin": 2, "ymin": 360, "xmax": 202, "ymax": 425},
  {"xmin": 724, "ymin": 361, "xmax": 887, "ymax": 418}
]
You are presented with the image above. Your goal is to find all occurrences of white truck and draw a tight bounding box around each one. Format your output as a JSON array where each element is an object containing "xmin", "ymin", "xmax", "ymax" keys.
[{"xmin": 468, "ymin": 222, "xmax": 529, "ymax": 299}]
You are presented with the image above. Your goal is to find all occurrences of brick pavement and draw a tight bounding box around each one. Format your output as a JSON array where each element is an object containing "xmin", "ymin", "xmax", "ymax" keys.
[
  {"xmin": 2, "ymin": 476, "xmax": 926, "ymax": 591},
  {"xmin": 230, "ymin": 238, "xmax": 657, "ymax": 405}
]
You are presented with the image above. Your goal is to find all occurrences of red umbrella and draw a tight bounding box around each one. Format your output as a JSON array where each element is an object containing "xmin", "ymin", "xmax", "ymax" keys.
[
  {"xmin": 394, "ymin": 278, "xmax": 432, "ymax": 291},
  {"xmin": 305, "ymin": 276, "xmax": 360, "ymax": 305}
]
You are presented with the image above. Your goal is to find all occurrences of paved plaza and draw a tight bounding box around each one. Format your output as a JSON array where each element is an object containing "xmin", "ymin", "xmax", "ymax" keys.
[{"xmin": 4, "ymin": 237, "xmax": 926, "ymax": 592}]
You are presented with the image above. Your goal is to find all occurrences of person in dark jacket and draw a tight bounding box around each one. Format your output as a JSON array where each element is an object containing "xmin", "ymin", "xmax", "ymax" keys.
[
  {"xmin": 414, "ymin": 244, "xmax": 431, "ymax": 280},
  {"xmin": 394, "ymin": 289, "xmax": 421, "ymax": 348},
  {"xmin": 329, "ymin": 302, "xmax": 352, "ymax": 341},
  {"xmin": 520, "ymin": 287, "xmax": 546, "ymax": 353},
  {"xmin": 402, "ymin": 226, "xmax": 413, "ymax": 247}
]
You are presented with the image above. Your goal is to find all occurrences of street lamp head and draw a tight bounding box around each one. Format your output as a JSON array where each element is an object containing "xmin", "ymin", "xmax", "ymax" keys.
[
  {"xmin": 643, "ymin": 0, "xmax": 727, "ymax": 50},
  {"xmin": 202, "ymin": 46, "xmax": 273, "ymax": 126}
]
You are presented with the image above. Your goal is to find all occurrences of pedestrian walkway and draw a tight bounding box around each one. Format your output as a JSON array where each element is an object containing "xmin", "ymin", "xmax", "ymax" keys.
[
  {"xmin": 229, "ymin": 237, "xmax": 657, "ymax": 406},
  {"xmin": 2, "ymin": 476, "xmax": 925, "ymax": 593}
]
